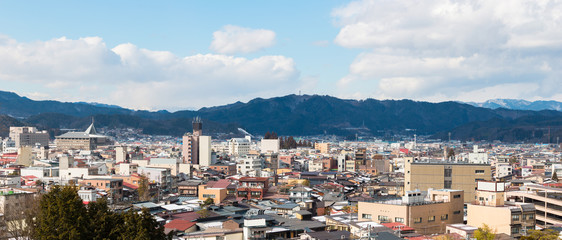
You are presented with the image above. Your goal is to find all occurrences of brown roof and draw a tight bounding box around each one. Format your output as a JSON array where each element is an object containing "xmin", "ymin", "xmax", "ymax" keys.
[{"xmin": 164, "ymin": 219, "xmax": 196, "ymax": 232}]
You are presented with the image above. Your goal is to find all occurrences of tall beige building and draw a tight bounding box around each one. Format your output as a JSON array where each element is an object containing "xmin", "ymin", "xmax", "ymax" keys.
[
  {"xmin": 405, "ymin": 158, "xmax": 492, "ymax": 202},
  {"xmin": 358, "ymin": 189, "xmax": 464, "ymax": 234},
  {"xmin": 182, "ymin": 117, "xmax": 211, "ymax": 165},
  {"xmin": 9, "ymin": 126, "xmax": 49, "ymax": 148}
]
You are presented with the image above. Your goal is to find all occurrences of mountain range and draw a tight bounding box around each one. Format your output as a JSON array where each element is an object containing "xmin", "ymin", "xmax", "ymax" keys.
[
  {"xmin": 1, "ymin": 90, "xmax": 562, "ymax": 142},
  {"xmin": 466, "ymin": 99, "xmax": 562, "ymax": 111}
]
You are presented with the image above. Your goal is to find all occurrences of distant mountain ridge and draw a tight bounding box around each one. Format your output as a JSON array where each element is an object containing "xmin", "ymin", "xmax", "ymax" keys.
[
  {"xmin": 2, "ymin": 90, "xmax": 562, "ymax": 142},
  {"xmin": 466, "ymin": 99, "xmax": 562, "ymax": 111}
]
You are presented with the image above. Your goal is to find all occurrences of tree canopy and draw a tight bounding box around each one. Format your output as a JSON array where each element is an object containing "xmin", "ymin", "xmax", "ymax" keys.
[{"xmin": 31, "ymin": 185, "xmax": 169, "ymax": 240}]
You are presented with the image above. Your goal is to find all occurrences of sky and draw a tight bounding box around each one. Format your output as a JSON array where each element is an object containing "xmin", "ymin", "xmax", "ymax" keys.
[{"xmin": 1, "ymin": 0, "xmax": 562, "ymax": 111}]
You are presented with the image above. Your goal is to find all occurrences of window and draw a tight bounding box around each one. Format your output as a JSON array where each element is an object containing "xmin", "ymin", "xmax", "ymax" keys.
[
  {"xmin": 414, "ymin": 218, "xmax": 422, "ymax": 223},
  {"xmin": 444, "ymin": 168, "xmax": 452, "ymax": 177},
  {"xmin": 526, "ymin": 214, "xmax": 534, "ymax": 220},
  {"xmin": 378, "ymin": 215, "xmax": 389, "ymax": 222},
  {"xmin": 251, "ymin": 191, "xmax": 261, "ymax": 196},
  {"xmin": 453, "ymin": 194, "xmax": 461, "ymax": 199},
  {"xmin": 512, "ymin": 215, "xmax": 520, "ymax": 221},
  {"xmin": 453, "ymin": 210, "xmax": 461, "ymax": 214},
  {"xmin": 428, "ymin": 216, "xmax": 435, "ymax": 222},
  {"xmin": 202, "ymin": 194, "xmax": 215, "ymax": 198},
  {"xmin": 475, "ymin": 170, "xmax": 485, "ymax": 174},
  {"xmin": 441, "ymin": 214, "xmax": 448, "ymax": 220},
  {"xmin": 395, "ymin": 217, "xmax": 404, "ymax": 223},
  {"xmin": 511, "ymin": 227, "xmax": 520, "ymax": 234},
  {"xmin": 444, "ymin": 180, "xmax": 452, "ymax": 189},
  {"xmin": 362, "ymin": 214, "xmax": 372, "ymax": 219}
]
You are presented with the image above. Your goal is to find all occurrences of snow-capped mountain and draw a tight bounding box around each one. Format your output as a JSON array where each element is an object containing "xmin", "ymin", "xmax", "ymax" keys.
[{"xmin": 466, "ymin": 99, "xmax": 562, "ymax": 111}]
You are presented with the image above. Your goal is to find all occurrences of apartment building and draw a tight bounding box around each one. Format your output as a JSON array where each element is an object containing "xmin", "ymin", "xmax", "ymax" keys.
[
  {"xmin": 506, "ymin": 184, "xmax": 562, "ymax": 227},
  {"xmin": 358, "ymin": 189, "xmax": 464, "ymax": 234},
  {"xmin": 405, "ymin": 158, "xmax": 492, "ymax": 202},
  {"xmin": 237, "ymin": 177, "xmax": 269, "ymax": 200},
  {"xmin": 467, "ymin": 181, "xmax": 535, "ymax": 238}
]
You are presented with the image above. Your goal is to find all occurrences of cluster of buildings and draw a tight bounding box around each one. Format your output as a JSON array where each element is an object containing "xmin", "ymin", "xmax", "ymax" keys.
[{"xmin": 2, "ymin": 119, "xmax": 562, "ymax": 239}]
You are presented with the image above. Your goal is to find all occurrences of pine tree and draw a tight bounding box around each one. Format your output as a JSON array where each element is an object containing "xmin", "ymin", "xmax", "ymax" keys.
[
  {"xmin": 33, "ymin": 185, "xmax": 90, "ymax": 240},
  {"xmin": 553, "ymin": 171, "xmax": 559, "ymax": 182}
]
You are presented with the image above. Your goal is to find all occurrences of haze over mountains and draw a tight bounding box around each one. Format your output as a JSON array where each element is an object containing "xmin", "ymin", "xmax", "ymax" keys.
[{"xmin": 1, "ymin": 90, "xmax": 562, "ymax": 142}]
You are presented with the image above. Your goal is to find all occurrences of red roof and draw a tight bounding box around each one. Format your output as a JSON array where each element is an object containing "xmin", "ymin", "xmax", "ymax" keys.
[
  {"xmin": 381, "ymin": 222, "xmax": 415, "ymax": 231},
  {"xmin": 207, "ymin": 179, "xmax": 231, "ymax": 189},
  {"xmin": 122, "ymin": 182, "xmax": 139, "ymax": 190},
  {"xmin": 239, "ymin": 177, "xmax": 268, "ymax": 182},
  {"xmin": 164, "ymin": 219, "xmax": 196, "ymax": 232}
]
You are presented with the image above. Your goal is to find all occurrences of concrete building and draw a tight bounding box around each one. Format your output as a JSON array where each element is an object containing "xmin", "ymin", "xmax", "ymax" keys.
[
  {"xmin": 0, "ymin": 188, "xmax": 35, "ymax": 215},
  {"xmin": 237, "ymin": 177, "xmax": 269, "ymax": 200},
  {"xmin": 495, "ymin": 163, "xmax": 513, "ymax": 179},
  {"xmin": 261, "ymin": 139, "xmax": 280, "ymax": 153},
  {"xmin": 467, "ymin": 181, "xmax": 535, "ymax": 238},
  {"xmin": 468, "ymin": 145, "xmax": 489, "ymax": 164},
  {"xmin": 198, "ymin": 180, "xmax": 229, "ymax": 204},
  {"xmin": 405, "ymin": 159, "xmax": 492, "ymax": 202},
  {"xmin": 115, "ymin": 146, "xmax": 127, "ymax": 163},
  {"xmin": 55, "ymin": 122, "xmax": 111, "ymax": 150},
  {"xmin": 137, "ymin": 166, "xmax": 173, "ymax": 194},
  {"xmin": 314, "ymin": 142, "xmax": 330, "ymax": 154},
  {"xmin": 358, "ymin": 189, "xmax": 464, "ymax": 234},
  {"xmin": 182, "ymin": 117, "xmax": 211, "ymax": 166},
  {"xmin": 507, "ymin": 184, "xmax": 562, "ymax": 227},
  {"xmin": 199, "ymin": 135, "xmax": 212, "ymax": 167},
  {"xmin": 236, "ymin": 155, "xmax": 263, "ymax": 176},
  {"xmin": 9, "ymin": 126, "xmax": 49, "ymax": 148},
  {"xmin": 80, "ymin": 178, "xmax": 123, "ymax": 202},
  {"xmin": 229, "ymin": 137, "xmax": 251, "ymax": 157}
]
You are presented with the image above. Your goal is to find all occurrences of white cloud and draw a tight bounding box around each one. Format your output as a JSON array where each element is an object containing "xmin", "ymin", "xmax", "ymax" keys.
[
  {"xmin": 0, "ymin": 35, "xmax": 300, "ymax": 110},
  {"xmin": 210, "ymin": 25, "xmax": 276, "ymax": 54},
  {"xmin": 332, "ymin": 0, "xmax": 562, "ymax": 102}
]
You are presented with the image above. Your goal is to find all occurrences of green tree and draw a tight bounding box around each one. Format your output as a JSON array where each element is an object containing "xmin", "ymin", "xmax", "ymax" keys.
[
  {"xmin": 33, "ymin": 185, "xmax": 90, "ymax": 240},
  {"xmin": 553, "ymin": 171, "xmax": 559, "ymax": 182},
  {"xmin": 474, "ymin": 224, "xmax": 496, "ymax": 240},
  {"xmin": 88, "ymin": 198, "xmax": 122, "ymax": 240},
  {"xmin": 116, "ymin": 209, "xmax": 168, "ymax": 240},
  {"xmin": 520, "ymin": 229, "xmax": 559, "ymax": 240},
  {"xmin": 196, "ymin": 209, "xmax": 211, "ymax": 219},
  {"xmin": 202, "ymin": 197, "xmax": 214, "ymax": 206}
]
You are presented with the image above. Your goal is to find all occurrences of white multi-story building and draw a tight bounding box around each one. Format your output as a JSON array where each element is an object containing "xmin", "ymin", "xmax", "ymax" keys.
[
  {"xmin": 236, "ymin": 155, "xmax": 263, "ymax": 176},
  {"xmin": 260, "ymin": 139, "xmax": 280, "ymax": 153},
  {"xmin": 468, "ymin": 145, "xmax": 489, "ymax": 164},
  {"xmin": 229, "ymin": 137, "xmax": 251, "ymax": 156},
  {"xmin": 495, "ymin": 163, "xmax": 512, "ymax": 179},
  {"xmin": 199, "ymin": 136, "xmax": 213, "ymax": 167}
]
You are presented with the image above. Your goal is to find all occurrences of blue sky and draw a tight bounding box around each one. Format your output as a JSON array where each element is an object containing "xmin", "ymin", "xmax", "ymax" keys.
[{"xmin": 1, "ymin": 0, "xmax": 562, "ymax": 110}]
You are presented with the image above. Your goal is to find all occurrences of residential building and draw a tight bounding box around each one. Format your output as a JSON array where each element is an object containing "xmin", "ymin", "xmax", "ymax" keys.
[
  {"xmin": 467, "ymin": 181, "xmax": 535, "ymax": 238},
  {"xmin": 228, "ymin": 137, "xmax": 251, "ymax": 157},
  {"xmin": 80, "ymin": 178, "xmax": 123, "ymax": 202},
  {"xmin": 199, "ymin": 135, "xmax": 212, "ymax": 167},
  {"xmin": 405, "ymin": 158, "xmax": 492, "ymax": 202},
  {"xmin": 358, "ymin": 189, "xmax": 464, "ymax": 234},
  {"xmin": 182, "ymin": 117, "xmax": 203, "ymax": 164},
  {"xmin": 236, "ymin": 155, "xmax": 263, "ymax": 176},
  {"xmin": 208, "ymin": 163, "xmax": 237, "ymax": 175},
  {"xmin": 314, "ymin": 142, "xmax": 330, "ymax": 154},
  {"xmin": 198, "ymin": 180, "xmax": 229, "ymax": 204},
  {"xmin": 507, "ymin": 184, "xmax": 562, "ymax": 227},
  {"xmin": 237, "ymin": 177, "xmax": 269, "ymax": 200}
]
